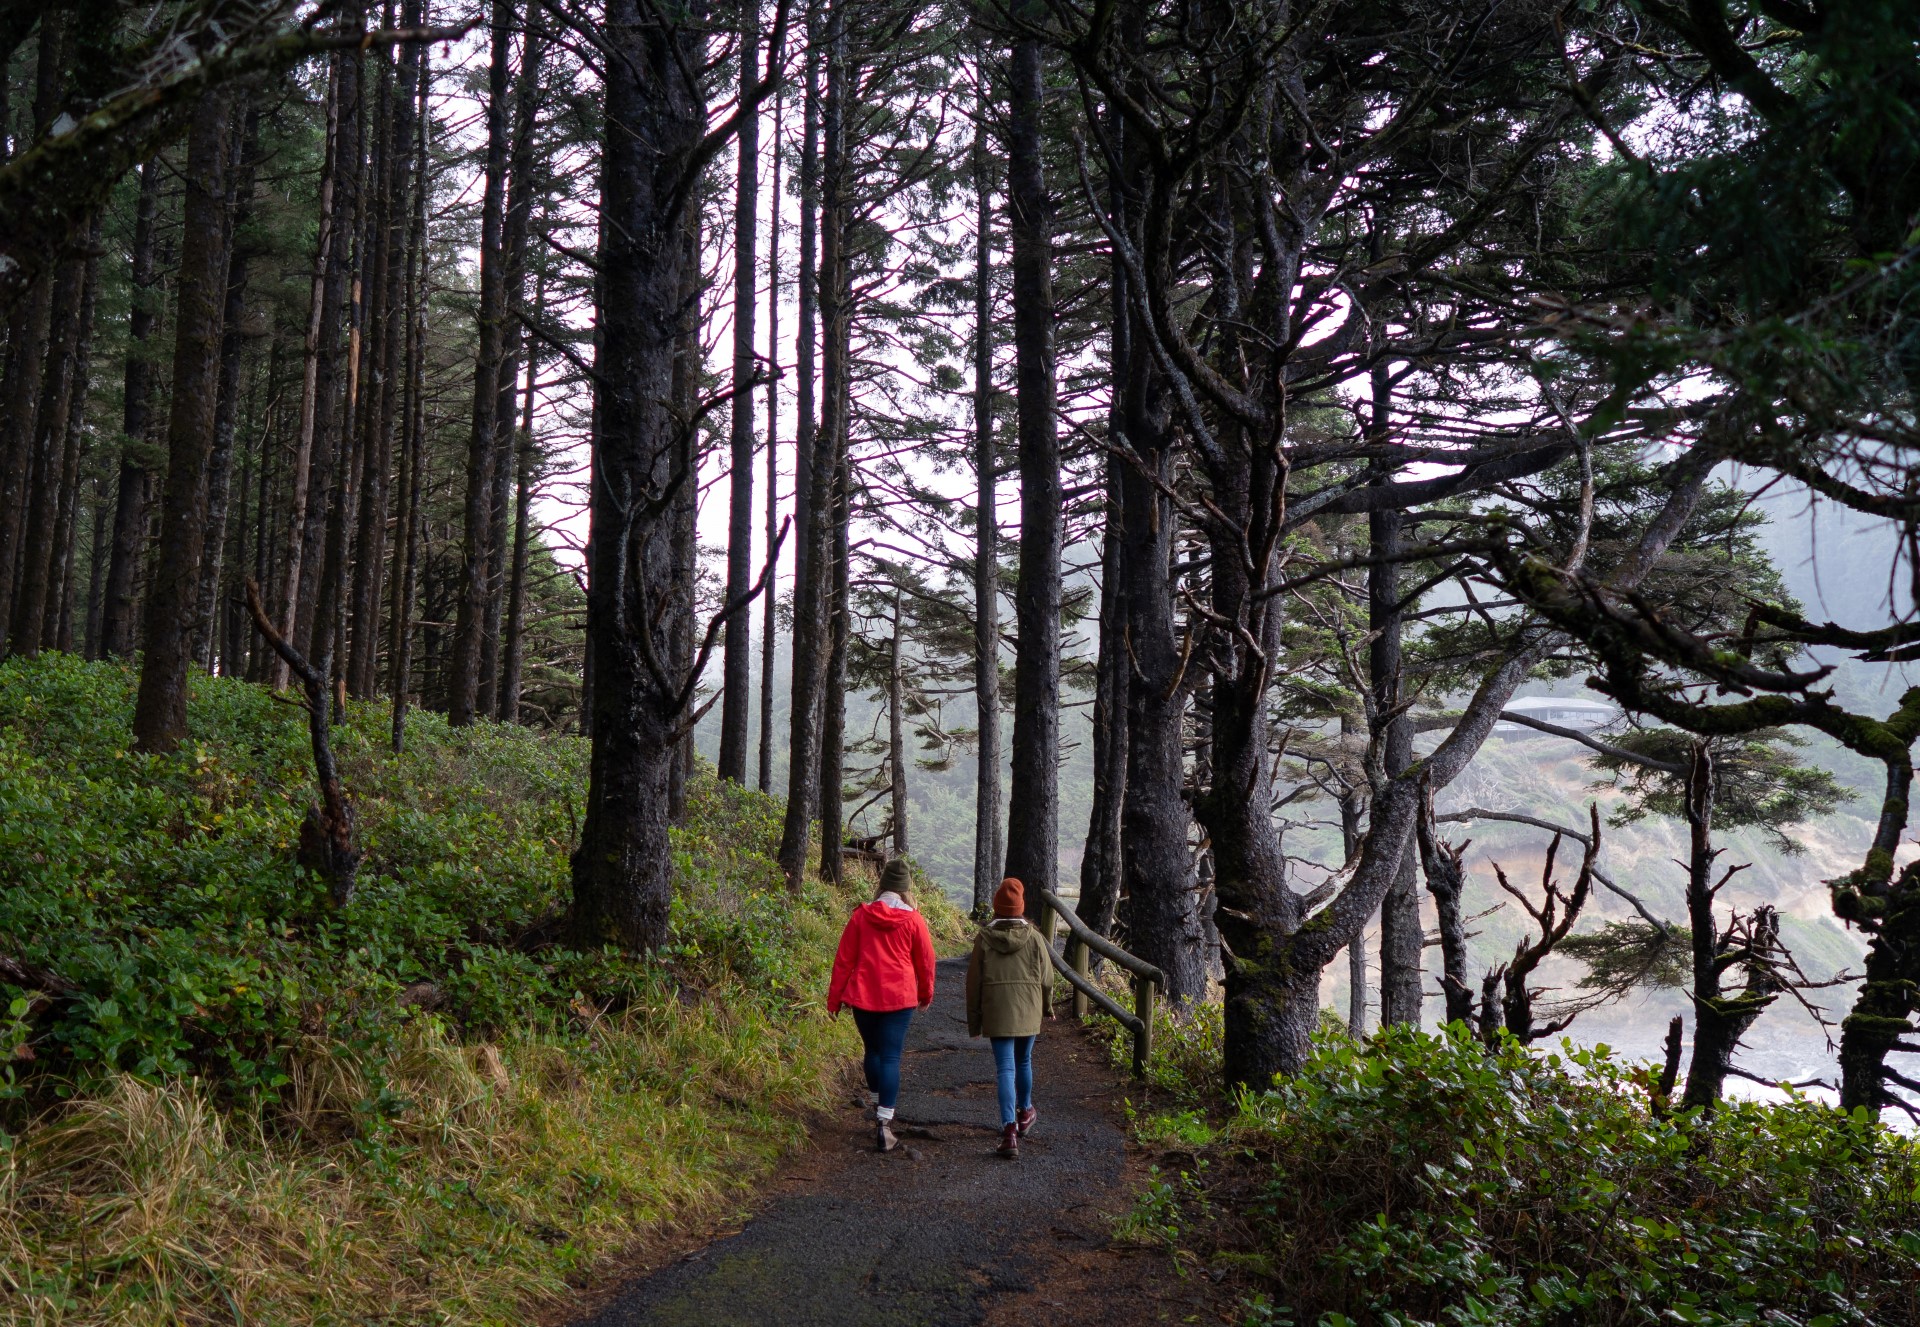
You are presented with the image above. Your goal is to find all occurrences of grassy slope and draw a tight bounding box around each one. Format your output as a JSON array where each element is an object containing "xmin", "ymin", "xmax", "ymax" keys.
[{"xmin": 0, "ymin": 655, "xmax": 965, "ymax": 1325}]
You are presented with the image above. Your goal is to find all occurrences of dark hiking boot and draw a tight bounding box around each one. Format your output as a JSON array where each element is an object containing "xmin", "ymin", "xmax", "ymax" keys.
[
  {"xmin": 997, "ymin": 1123, "xmax": 1020, "ymax": 1159},
  {"xmin": 877, "ymin": 1120, "xmax": 898, "ymax": 1153},
  {"xmin": 1017, "ymin": 1106, "xmax": 1038, "ymax": 1137}
]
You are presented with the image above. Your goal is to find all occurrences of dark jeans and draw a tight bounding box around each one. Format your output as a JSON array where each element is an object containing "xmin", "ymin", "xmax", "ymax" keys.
[
  {"xmin": 850, "ymin": 1006, "xmax": 915, "ymax": 1111},
  {"xmin": 991, "ymin": 1035, "xmax": 1035, "ymax": 1127}
]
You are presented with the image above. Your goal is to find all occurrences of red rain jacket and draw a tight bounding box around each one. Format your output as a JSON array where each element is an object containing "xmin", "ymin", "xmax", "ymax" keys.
[{"xmin": 827, "ymin": 900, "xmax": 937, "ymax": 1013}]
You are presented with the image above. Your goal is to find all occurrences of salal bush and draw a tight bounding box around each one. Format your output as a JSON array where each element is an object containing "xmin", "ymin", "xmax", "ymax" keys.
[{"xmin": 1228, "ymin": 1026, "xmax": 1920, "ymax": 1327}]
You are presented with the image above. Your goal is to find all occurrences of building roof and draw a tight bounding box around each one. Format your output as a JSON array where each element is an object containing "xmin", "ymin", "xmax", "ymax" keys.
[{"xmin": 1502, "ymin": 695, "xmax": 1617, "ymax": 714}]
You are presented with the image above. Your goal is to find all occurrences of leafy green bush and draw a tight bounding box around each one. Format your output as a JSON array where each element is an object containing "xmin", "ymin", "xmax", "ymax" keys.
[
  {"xmin": 0, "ymin": 654, "xmax": 844, "ymax": 1103},
  {"xmin": 0, "ymin": 654, "xmax": 882, "ymax": 1324},
  {"xmin": 1099, "ymin": 993, "xmax": 1348, "ymax": 1103},
  {"xmin": 1163, "ymin": 1024, "xmax": 1920, "ymax": 1326}
]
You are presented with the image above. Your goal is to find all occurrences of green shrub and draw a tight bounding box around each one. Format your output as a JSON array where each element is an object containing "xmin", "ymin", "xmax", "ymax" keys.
[
  {"xmin": 0, "ymin": 654, "xmax": 847, "ymax": 1103},
  {"xmin": 0, "ymin": 653, "xmax": 871, "ymax": 1325},
  {"xmin": 1130, "ymin": 992, "xmax": 1229, "ymax": 1097},
  {"xmin": 1177, "ymin": 1025, "xmax": 1920, "ymax": 1326}
]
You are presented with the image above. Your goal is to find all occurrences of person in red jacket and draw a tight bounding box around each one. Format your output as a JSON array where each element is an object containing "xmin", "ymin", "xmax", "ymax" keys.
[{"xmin": 827, "ymin": 856, "xmax": 937, "ymax": 1152}]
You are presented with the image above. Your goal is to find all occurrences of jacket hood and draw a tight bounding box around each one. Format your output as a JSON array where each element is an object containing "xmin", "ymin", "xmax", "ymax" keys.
[
  {"xmin": 979, "ymin": 920, "xmax": 1038, "ymax": 954},
  {"xmin": 856, "ymin": 898, "xmax": 919, "ymax": 930}
]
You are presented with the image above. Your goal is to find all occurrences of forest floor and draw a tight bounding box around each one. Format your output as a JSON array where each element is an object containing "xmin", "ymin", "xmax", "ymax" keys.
[{"xmin": 562, "ymin": 956, "xmax": 1236, "ymax": 1327}]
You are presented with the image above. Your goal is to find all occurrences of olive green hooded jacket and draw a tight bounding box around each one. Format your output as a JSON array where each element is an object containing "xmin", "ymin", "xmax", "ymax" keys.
[{"xmin": 965, "ymin": 920, "xmax": 1049, "ymax": 1038}]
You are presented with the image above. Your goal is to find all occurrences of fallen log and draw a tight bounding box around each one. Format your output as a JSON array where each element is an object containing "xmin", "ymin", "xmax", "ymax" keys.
[{"xmin": 0, "ymin": 952, "xmax": 77, "ymax": 998}]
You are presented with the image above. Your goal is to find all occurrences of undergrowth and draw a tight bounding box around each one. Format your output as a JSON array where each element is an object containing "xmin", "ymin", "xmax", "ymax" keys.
[
  {"xmin": 0, "ymin": 654, "xmax": 954, "ymax": 1324},
  {"xmin": 1092, "ymin": 993, "xmax": 1920, "ymax": 1326}
]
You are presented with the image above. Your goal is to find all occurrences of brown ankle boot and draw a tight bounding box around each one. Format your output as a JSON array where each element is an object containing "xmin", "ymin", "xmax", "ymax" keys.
[
  {"xmin": 1017, "ymin": 1105, "xmax": 1037, "ymax": 1137},
  {"xmin": 876, "ymin": 1119, "xmax": 898, "ymax": 1153},
  {"xmin": 996, "ymin": 1123, "xmax": 1019, "ymax": 1159}
]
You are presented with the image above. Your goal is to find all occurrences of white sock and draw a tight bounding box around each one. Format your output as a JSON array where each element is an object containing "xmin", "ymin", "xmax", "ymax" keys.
[{"xmin": 876, "ymin": 1105, "xmax": 895, "ymax": 1122}]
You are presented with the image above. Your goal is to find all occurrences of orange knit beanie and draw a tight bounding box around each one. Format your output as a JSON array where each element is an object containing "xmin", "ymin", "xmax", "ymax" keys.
[{"xmin": 993, "ymin": 877, "xmax": 1025, "ymax": 919}]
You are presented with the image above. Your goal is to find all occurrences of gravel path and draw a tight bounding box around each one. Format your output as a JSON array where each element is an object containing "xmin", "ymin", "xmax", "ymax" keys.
[{"xmin": 569, "ymin": 956, "xmax": 1139, "ymax": 1327}]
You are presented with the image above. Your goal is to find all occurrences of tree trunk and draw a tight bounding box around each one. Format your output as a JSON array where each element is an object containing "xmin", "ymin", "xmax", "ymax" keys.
[
  {"xmin": 389, "ymin": 20, "xmax": 430, "ymax": 750},
  {"xmin": 276, "ymin": 59, "xmax": 343, "ymax": 684},
  {"xmin": 1191, "ymin": 419, "xmax": 1314, "ymax": 1087},
  {"xmin": 1115, "ymin": 334, "xmax": 1205, "ymax": 997},
  {"xmin": 792, "ymin": 0, "xmax": 819, "ymax": 628},
  {"xmin": 888, "ymin": 592, "xmax": 909, "ymax": 855},
  {"xmin": 803, "ymin": 14, "xmax": 847, "ymax": 851},
  {"xmin": 718, "ymin": 1, "xmax": 761, "ymax": 783},
  {"xmin": 776, "ymin": 0, "xmax": 831, "ymax": 884},
  {"xmin": 293, "ymin": 33, "xmax": 362, "ymax": 675},
  {"xmin": 970, "ymin": 106, "xmax": 1003, "ymax": 916},
  {"xmin": 1685, "ymin": 905, "xmax": 1782, "ymax": 1112},
  {"xmin": 339, "ymin": 61, "xmax": 383, "ymax": 696},
  {"xmin": 83, "ymin": 473, "xmax": 111, "ymax": 658},
  {"xmin": 1839, "ymin": 862, "xmax": 1920, "ymax": 1112},
  {"xmin": 757, "ymin": 83, "xmax": 783, "ymax": 794},
  {"xmin": 448, "ymin": 0, "xmax": 514, "ymax": 727},
  {"xmin": 193, "ymin": 108, "xmax": 260, "ymax": 672},
  {"xmin": 1002, "ymin": 32, "xmax": 1061, "ymax": 914},
  {"xmin": 499, "ymin": 300, "xmax": 539, "ymax": 724},
  {"xmin": 0, "ymin": 266, "xmax": 56, "ymax": 650},
  {"xmin": 1347, "ymin": 925, "xmax": 1368, "ymax": 1035},
  {"xmin": 1337, "ymin": 767, "xmax": 1369, "ymax": 1035},
  {"xmin": 1372, "ymin": 493, "xmax": 1423, "ymax": 1027},
  {"xmin": 818, "ymin": 448, "xmax": 850, "ymax": 884},
  {"xmin": 46, "ymin": 231, "xmax": 102, "ymax": 655},
  {"xmin": 348, "ymin": 21, "xmax": 419, "ymax": 700},
  {"xmin": 100, "ymin": 160, "xmax": 164, "ymax": 660},
  {"xmin": 11, "ymin": 245, "xmax": 90, "ymax": 655},
  {"xmin": 1076, "ymin": 452, "xmax": 1125, "ymax": 940},
  {"xmin": 665, "ymin": 201, "xmax": 700, "ymax": 825},
  {"xmin": 1108, "ymin": 109, "xmax": 1207, "ymax": 990},
  {"xmin": 133, "ymin": 90, "xmax": 235, "ymax": 753},
  {"xmin": 310, "ymin": 15, "xmax": 370, "ymax": 708},
  {"xmin": 1365, "ymin": 357, "xmax": 1424, "ymax": 1024},
  {"xmin": 250, "ymin": 377, "xmax": 281, "ymax": 681},
  {"xmin": 0, "ymin": 12, "xmax": 65, "ymax": 649},
  {"xmin": 1680, "ymin": 744, "xmax": 1728, "ymax": 1108},
  {"xmin": 1678, "ymin": 745, "xmax": 1783, "ymax": 1111},
  {"xmin": 1076, "ymin": 102, "xmax": 1140, "ymax": 946},
  {"xmin": 1418, "ymin": 794, "xmax": 1476, "ymax": 1027},
  {"xmin": 569, "ymin": 0, "xmax": 710, "ymax": 951},
  {"xmin": 222, "ymin": 397, "xmax": 255, "ymax": 675},
  {"xmin": 478, "ymin": 23, "xmax": 540, "ymax": 717}
]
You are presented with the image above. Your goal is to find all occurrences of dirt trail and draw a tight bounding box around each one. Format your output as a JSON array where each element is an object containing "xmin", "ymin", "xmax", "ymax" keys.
[{"xmin": 568, "ymin": 955, "xmax": 1223, "ymax": 1326}]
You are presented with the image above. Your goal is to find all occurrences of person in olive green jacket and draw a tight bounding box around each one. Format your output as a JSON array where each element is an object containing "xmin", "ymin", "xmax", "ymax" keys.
[{"xmin": 965, "ymin": 877, "xmax": 1049, "ymax": 1159}]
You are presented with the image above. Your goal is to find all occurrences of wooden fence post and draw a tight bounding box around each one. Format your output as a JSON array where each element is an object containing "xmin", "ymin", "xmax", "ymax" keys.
[
  {"xmin": 1068, "ymin": 936, "xmax": 1089, "ymax": 1019},
  {"xmin": 1133, "ymin": 973, "xmax": 1156, "ymax": 1079}
]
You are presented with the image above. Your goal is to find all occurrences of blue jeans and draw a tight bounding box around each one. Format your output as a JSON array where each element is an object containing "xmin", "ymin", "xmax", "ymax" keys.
[
  {"xmin": 850, "ymin": 1007, "xmax": 915, "ymax": 1111},
  {"xmin": 990, "ymin": 1035, "xmax": 1035, "ymax": 1127}
]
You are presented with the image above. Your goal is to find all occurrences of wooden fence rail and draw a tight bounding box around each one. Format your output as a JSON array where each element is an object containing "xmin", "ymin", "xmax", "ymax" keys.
[{"xmin": 1037, "ymin": 887, "xmax": 1165, "ymax": 1079}]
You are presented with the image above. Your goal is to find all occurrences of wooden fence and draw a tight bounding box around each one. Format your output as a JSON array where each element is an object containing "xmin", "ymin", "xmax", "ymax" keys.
[{"xmin": 1037, "ymin": 887, "xmax": 1166, "ymax": 1079}]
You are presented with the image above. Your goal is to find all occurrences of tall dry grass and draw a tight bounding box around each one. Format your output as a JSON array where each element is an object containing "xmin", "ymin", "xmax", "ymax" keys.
[{"xmin": 0, "ymin": 995, "xmax": 853, "ymax": 1326}]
